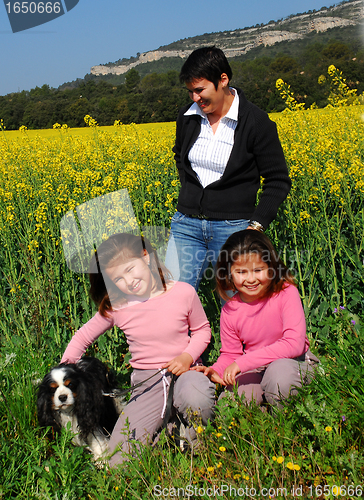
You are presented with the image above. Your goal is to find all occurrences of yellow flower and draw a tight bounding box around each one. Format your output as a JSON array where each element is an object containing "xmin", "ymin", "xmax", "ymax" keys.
[
  {"xmin": 84, "ymin": 114, "xmax": 98, "ymax": 127},
  {"xmin": 299, "ymin": 210, "xmax": 311, "ymax": 223},
  {"xmin": 196, "ymin": 426, "xmax": 203, "ymax": 434},
  {"xmin": 219, "ymin": 446, "xmax": 226, "ymax": 452},
  {"xmin": 328, "ymin": 64, "xmax": 336, "ymax": 76},
  {"xmin": 216, "ymin": 462, "xmax": 223, "ymax": 468},
  {"xmin": 207, "ymin": 467, "xmax": 214, "ymax": 473},
  {"xmin": 293, "ymin": 464, "xmax": 301, "ymax": 471},
  {"xmin": 325, "ymin": 426, "xmax": 333, "ymax": 432},
  {"xmin": 276, "ymin": 456, "xmax": 284, "ymax": 464},
  {"xmin": 216, "ymin": 432, "xmax": 223, "ymax": 438},
  {"xmin": 286, "ymin": 462, "xmax": 294, "ymax": 470},
  {"xmin": 318, "ymin": 74, "xmax": 326, "ymax": 85}
]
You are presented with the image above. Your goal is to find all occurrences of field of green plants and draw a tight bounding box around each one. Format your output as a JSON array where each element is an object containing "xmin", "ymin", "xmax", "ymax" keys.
[{"xmin": 0, "ymin": 73, "xmax": 363, "ymax": 499}]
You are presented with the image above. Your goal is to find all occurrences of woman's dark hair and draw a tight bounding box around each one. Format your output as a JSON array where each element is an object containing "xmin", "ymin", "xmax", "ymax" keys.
[
  {"xmin": 215, "ymin": 229, "xmax": 296, "ymax": 302},
  {"xmin": 179, "ymin": 46, "xmax": 233, "ymax": 90},
  {"xmin": 89, "ymin": 233, "xmax": 172, "ymax": 317}
]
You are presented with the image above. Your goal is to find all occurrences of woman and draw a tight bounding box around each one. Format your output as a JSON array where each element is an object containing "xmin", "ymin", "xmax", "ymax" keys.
[{"xmin": 166, "ymin": 46, "xmax": 291, "ymax": 290}]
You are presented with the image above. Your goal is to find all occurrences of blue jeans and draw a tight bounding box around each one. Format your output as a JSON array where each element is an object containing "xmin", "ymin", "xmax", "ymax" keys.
[{"xmin": 165, "ymin": 212, "xmax": 250, "ymax": 290}]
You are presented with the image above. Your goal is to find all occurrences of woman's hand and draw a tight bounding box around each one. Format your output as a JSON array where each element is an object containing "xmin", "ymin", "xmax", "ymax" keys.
[
  {"xmin": 162, "ymin": 352, "xmax": 193, "ymax": 376},
  {"xmin": 223, "ymin": 361, "xmax": 241, "ymax": 386},
  {"xmin": 191, "ymin": 365, "xmax": 225, "ymax": 385}
]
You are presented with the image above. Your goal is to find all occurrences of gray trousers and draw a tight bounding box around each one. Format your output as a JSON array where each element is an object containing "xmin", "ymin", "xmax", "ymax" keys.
[
  {"xmin": 221, "ymin": 351, "xmax": 320, "ymax": 408},
  {"xmin": 108, "ymin": 369, "xmax": 215, "ymax": 466}
]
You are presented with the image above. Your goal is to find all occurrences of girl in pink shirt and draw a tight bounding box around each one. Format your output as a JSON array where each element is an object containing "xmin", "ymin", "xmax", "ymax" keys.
[
  {"xmin": 194, "ymin": 229, "xmax": 318, "ymax": 408},
  {"xmin": 61, "ymin": 233, "xmax": 215, "ymax": 465}
]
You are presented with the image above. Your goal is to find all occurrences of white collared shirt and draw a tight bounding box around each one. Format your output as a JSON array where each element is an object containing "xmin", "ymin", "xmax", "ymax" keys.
[{"xmin": 184, "ymin": 88, "xmax": 239, "ymax": 188}]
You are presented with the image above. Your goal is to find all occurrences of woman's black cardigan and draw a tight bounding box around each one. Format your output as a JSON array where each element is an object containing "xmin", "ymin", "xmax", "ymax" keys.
[{"xmin": 173, "ymin": 88, "xmax": 291, "ymax": 229}]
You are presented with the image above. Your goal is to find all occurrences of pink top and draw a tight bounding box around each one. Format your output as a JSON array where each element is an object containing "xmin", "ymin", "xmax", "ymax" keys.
[
  {"xmin": 212, "ymin": 284, "xmax": 309, "ymax": 378},
  {"xmin": 61, "ymin": 281, "xmax": 211, "ymax": 369}
]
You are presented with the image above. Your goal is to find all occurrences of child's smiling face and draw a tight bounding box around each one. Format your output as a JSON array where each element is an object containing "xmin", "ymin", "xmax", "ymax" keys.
[
  {"xmin": 105, "ymin": 252, "xmax": 153, "ymax": 299},
  {"xmin": 230, "ymin": 252, "xmax": 272, "ymax": 303}
]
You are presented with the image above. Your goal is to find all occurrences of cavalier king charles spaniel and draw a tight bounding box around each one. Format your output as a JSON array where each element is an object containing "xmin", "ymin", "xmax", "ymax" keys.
[{"xmin": 37, "ymin": 357, "xmax": 124, "ymax": 460}]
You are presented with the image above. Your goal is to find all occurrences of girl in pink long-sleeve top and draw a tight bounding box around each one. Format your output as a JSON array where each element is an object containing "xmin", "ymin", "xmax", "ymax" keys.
[
  {"xmin": 194, "ymin": 229, "xmax": 319, "ymax": 408},
  {"xmin": 61, "ymin": 233, "xmax": 215, "ymax": 465}
]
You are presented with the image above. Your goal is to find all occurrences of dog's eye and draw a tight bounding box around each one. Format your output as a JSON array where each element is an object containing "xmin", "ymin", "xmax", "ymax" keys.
[
  {"xmin": 64, "ymin": 379, "xmax": 76, "ymax": 391},
  {"xmin": 50, "ymin": 383, "xmax": 58, "ymax": 393}
]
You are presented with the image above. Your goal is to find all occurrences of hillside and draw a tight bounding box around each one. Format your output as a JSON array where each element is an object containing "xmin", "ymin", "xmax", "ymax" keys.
[
  {"xmin": 88, "ymin": 0, "xmax": 363, "ymax": 82},
  {"xmin": 1, "ymin": 0, "xmax": 364, "ymax": 130}
]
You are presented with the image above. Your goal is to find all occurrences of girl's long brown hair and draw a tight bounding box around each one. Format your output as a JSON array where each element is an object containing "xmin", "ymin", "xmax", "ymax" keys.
[
  {"xmin": 89, "ymin": 233, "xmax": 172, "ymax": 317},
  {"xmin": 215, "ymin": 229, "xmax": 296, "ymax": 302}
]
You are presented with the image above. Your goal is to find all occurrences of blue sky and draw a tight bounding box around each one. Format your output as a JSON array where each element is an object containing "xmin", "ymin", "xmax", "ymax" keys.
[{"xmin": 0, "ymin": 0, "xmax": 338, "ymax": 96}]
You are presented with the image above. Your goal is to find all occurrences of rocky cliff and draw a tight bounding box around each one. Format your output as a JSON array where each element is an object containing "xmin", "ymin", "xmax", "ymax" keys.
[{"xmin": 91, "ymin": 0, "xmax": 363, "ymax": 77}]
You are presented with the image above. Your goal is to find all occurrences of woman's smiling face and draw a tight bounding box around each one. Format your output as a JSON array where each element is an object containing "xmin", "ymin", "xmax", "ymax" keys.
[
  {"xmin": 186, "ymin": 73, "xmax": 230, "ymax": 117},
  {"xmin": 230, "ymin": 252, "xmax": 272, "ymax": 303}
]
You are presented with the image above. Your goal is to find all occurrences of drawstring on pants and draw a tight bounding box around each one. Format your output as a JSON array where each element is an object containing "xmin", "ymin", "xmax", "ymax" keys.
[
  {"xmin": 161, "ymin": 369, "xmax": 176, "ymax": 428},
  {"xmin": 160, "ymin": 369, "xmax": 170, "ymax": 418},
  {"xmin": 104, "ymin": 367, "xmax": 176, "ymax": 428}
]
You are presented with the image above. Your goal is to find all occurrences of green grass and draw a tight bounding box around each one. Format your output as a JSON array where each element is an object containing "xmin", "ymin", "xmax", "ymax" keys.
[{"xmin": 0, "ymin": 108, "xmax": 363, "ymax": 498}]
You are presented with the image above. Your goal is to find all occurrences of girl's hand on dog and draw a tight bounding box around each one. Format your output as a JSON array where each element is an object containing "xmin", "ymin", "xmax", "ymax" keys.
[{"xmin": 162, "ymin": 352, "xmax": 193, "ymax": 376}]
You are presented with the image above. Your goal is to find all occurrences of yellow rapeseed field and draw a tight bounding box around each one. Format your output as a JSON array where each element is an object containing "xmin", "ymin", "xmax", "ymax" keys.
[
  {"xmin": 0, "ymin": 106, "xmax": 363, "ymax": 315},
  {"xmin": 1, "ymin": 108, "xmax": 363, "ymax": 236},
  {"xmin": 0, "ymin": 122, "xmax": 178, "ymax": 253}
]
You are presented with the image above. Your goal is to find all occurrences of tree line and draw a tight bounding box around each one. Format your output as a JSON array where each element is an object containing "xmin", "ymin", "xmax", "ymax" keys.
[{"xmin": 0, "ymin": 40, "xmax": 363, "ymax": 130}]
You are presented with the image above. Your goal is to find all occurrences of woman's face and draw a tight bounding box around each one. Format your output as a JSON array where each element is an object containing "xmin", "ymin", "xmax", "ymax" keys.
[
  {"xmin": 230, "ymin": 252, "xmax": 272, "ymax": 303},
  {"xmin": 105, "ymin": 252, "xmax": 153, "ymax": 299},
  {"xmin": 186, "ymin": 73, "xmax": 230, "ymax": 117}
]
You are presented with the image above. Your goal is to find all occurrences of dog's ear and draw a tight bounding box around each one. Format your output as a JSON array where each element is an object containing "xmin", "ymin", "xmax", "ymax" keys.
[
  {"xmin": 37, "ymin": 380, "xmax": 58, "ymax": 429},
  {"xmin": 74, "ymin": 373, "xmax": 103, "ymax": 439},
  {"xmin": 104, "ymin": 367, "xmax": 117, "ymax": 391},
  {"xmin": 77, "ymin": 357, "xmax": 116, "ymax": 391}
]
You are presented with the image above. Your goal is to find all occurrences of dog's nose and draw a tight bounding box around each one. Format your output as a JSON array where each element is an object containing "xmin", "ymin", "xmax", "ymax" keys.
[{"xmin": 59, "ymin": 394, "xmax": 68, "ymax": 403}]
